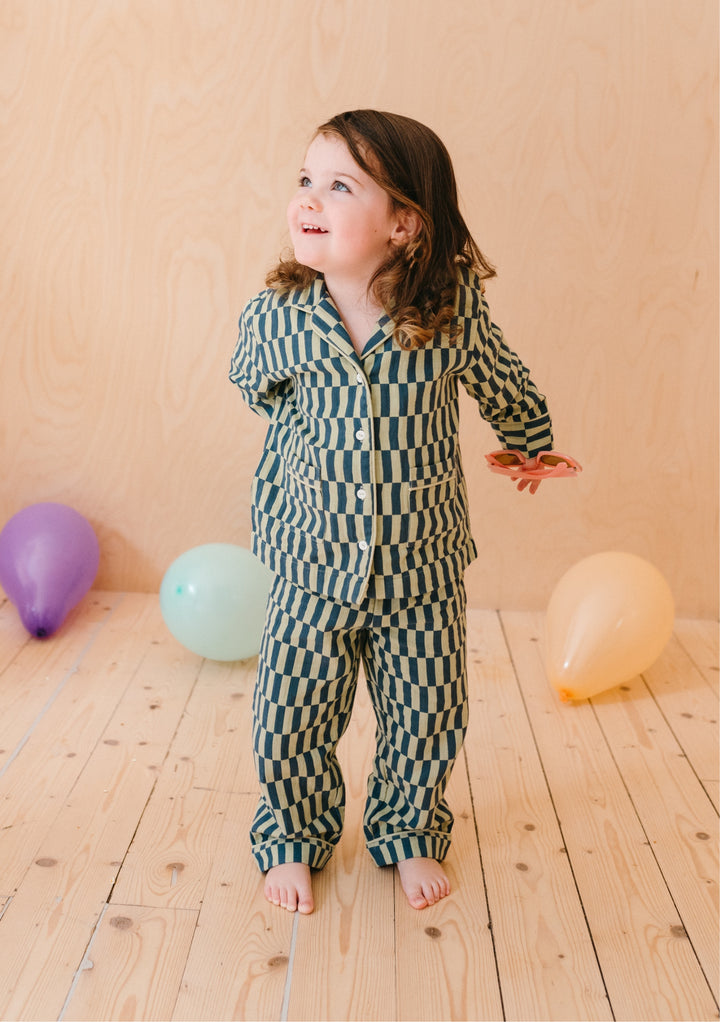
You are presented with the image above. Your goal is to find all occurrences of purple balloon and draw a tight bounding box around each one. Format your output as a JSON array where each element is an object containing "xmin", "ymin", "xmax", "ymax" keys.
[{"xmin": 0, "ymin": 502, "xmax": 100, "ymax": 638}]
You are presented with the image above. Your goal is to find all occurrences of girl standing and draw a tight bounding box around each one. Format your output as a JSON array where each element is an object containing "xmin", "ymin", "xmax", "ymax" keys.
[{"xmin": 230, "ymin": 109, "xmax": 574, "ymax": 914}]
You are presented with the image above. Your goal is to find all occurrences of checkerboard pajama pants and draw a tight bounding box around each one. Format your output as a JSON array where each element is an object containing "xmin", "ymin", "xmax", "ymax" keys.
[{"xmin": 250, "ymin": 574, "xmax": 468, "ymax": 872}]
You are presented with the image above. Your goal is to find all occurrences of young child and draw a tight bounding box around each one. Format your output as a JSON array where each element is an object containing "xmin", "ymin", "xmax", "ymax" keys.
[{"xmin": 230, "ymin": 109, "xmax": 572, "ymax": 914}]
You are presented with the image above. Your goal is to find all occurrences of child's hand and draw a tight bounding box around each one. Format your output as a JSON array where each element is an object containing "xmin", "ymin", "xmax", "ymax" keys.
[
  {"xmin": 513, "ymin": 458, "xmax": 543, "ymax": 495},
  {"xmin": 485, "ymin": 450, "xmax": 582, "ymax": 495}
]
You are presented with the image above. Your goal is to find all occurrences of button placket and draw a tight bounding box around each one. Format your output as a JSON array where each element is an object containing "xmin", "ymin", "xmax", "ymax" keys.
[
  {"xmin": 347, "ymin": 357, "xmax": 375, "ymax": 567},
  {"xmin": 355, "ymin": 424, "xmax": 370, "ymax": 549}
]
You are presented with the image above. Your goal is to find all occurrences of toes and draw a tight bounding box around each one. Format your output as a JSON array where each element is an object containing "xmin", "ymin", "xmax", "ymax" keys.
[
  {"xmin": 397, "ymin": 859, "xmax": 451, "ymax": 910},
  {"xmin": 263, "ymin": 874, "xmax": 313, "ymax": 914},
  {"xmin": 297, "ymin": 895, "xmax": 314, "ymax": 915},
  {"xmin": 264, "ymin": 882, "xmax": 297, "ymax": 912},
  {"xmin": 283, "ymin": 887, "xmax": 299, "ymax": 912},
  {"xmin": 423, "ymin": 882, "xmax": 441, "ymax": 906}
]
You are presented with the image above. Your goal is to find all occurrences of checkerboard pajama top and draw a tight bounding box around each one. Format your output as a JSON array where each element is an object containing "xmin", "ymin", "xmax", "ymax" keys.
[{"xmin": 229, "ymin": 266, "xmax": 554, "ymax": 607}]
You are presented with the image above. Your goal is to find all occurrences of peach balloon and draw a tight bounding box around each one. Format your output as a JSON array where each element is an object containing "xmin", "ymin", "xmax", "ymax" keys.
[{"xmin": 545, "ymin": 552, "xmax": 675, "ymax": 702}]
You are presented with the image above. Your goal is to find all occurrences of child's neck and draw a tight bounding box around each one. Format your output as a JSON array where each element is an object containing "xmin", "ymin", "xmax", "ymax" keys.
[{"xmin": 324, "ymin": 275, "xmax": 384, "ymax": 356}]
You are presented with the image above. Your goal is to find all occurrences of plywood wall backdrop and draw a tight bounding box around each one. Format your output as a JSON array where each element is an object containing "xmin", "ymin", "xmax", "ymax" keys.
[{"xmin": 1, "ymin": 0, "xmax": 718, "ymax": 617}]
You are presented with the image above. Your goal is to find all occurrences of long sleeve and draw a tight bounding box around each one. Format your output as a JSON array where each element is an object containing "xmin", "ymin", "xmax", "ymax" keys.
[
  {"xmin": 458, "ymin": 286, "xmax": 554, "ymax": 457},
  {"xmin": 229, "ymin": 299, "xmax": 288, "ymax": 421}
]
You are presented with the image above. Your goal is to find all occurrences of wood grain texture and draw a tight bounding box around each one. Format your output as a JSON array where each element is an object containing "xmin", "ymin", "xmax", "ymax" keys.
[
  {"xmin": 61, "ymin": 904, "xmax": 199, "ymax": 1022},
  {"xmin": 393, "ymin": 762, "xmax": 505, "ymax": 1022},
  {"xmin": 501, "ymin": 610, "xmax": 718, "ymax": 1021},
  {"xmin": 111, "ymin": 657, "xmax": 257, "ymax": 909},
  {"xmin": 170, "ymin": 792, "xmax": 296, "ymax": 1022},
  {"xmin": 0, "ymin": 597, "xmax": 200, "ymax": 1021},
  {"xmin": 0, "ymin": 594, "xmax": 162, "ymax": 894},
  {"xmin": 465, "ymin": 610, "xmax": 612, "ymax": 1021},
  {"xmin": 0, "ymin": 594, "xmax": 717, "ymax": 1020},
  {"xmin": 675, "ymin": 619, "xmax": 720, "ymax": 694},
  {"xmin": 0, "ymin": 594, "xmax": 118, "ymax": 774},
  {"xmin": 643, "ymin": 634, "xmax": 720, "ymax": 808},
  {"xmin": 0, "ymin": 0, "xmax": 717, "ymax": 615},
  {"xmin": 591, "ymin": 674, "xmax": 719, "ymax": 992}
]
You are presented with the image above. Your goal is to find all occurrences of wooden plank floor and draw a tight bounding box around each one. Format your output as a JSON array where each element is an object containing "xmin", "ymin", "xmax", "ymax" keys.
[{"xmin": 0, "ymin": 592, "xmax": 717, "ymax": 1022}]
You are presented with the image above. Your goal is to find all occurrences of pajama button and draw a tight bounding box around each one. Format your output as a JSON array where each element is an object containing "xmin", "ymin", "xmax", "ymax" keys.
[
  {"xmin": 356, "ymin": 372, "xmax": 363, "ymax": 383},
  {"xmin": 358, "ymin": 540, "xmax": 369, "ymax": 551},
  {"xmin": 355, "ymin": 429, "xmax": 366, "ymax": 441},
  {"xmin": 356, "ymin": 488, "xmax": 367, "ymax": 500}
]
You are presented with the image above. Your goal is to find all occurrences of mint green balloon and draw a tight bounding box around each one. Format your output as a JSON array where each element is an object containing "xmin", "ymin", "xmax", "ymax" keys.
[{"xmin": 160, "ymin": 544, "xmax": 273, "ymax": 660}]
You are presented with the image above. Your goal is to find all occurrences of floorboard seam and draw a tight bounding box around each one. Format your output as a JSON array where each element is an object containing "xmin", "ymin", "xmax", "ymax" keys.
[{"xmin": 280, "ymin": 909, "xmax": 299, "ymax": 1021}]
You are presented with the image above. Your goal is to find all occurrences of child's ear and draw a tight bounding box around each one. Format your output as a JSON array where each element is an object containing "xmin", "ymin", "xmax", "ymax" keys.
[{"xmin": 390, "ymin": 208, "xmax": 422, "ymax": 246}]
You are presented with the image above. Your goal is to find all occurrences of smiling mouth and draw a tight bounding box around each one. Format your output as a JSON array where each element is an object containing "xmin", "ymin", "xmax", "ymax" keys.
[{"xmin": 302, "ymin": 223, "xmax": 328, "ymax": 234}]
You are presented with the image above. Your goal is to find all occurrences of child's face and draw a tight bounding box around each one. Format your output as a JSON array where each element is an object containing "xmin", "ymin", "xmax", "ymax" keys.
[{"xmin": 287, "ymin": 132, "xmax": 403, "ymax": 291}]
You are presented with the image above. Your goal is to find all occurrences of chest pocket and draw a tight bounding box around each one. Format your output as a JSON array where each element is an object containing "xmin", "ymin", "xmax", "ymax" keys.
[{"xmin": 283, "ymin": 458, "xmax": 322, "ymax": 507}]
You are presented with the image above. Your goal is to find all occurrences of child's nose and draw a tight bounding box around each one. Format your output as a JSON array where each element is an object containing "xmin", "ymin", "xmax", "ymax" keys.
[{"xmin": 300, "ymin": 192, "xmax": 322, "ymax": 212}]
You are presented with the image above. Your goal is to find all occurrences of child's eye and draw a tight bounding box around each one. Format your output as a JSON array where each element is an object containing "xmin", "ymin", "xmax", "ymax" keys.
[
  {"xmin": 299, "ymin": 175, "xmax": 311, "ymax": 187},
  {"xmin": 332, "ymin": 180, "xmax": 350, "ymax": 192}
]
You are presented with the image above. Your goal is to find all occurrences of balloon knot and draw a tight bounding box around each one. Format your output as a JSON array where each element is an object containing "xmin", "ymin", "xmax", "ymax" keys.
[{"xmin": 35, "ymin": 628, "xmax": 49, "ymax": 638}]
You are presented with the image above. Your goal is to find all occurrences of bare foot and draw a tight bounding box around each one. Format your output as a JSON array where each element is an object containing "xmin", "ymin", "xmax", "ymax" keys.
[
  {"xmin": 264, "ymin": 862, "xmax": 314, "ymax": 914},
  {"xmin": 396, "ymin": 857, "xmax": 451, "ymax": 910}
]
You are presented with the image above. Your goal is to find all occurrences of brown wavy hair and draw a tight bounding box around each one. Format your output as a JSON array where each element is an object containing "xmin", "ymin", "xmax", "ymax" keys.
[{"xmin": 266, "ymin": 109, "xmax": 496, "ymax": 349}]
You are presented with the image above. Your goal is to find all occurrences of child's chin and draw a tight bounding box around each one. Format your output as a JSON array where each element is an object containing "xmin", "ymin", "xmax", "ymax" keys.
[{"xmin": 292, "ymin": 248, "xmax": 323, "ymax": 273}]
